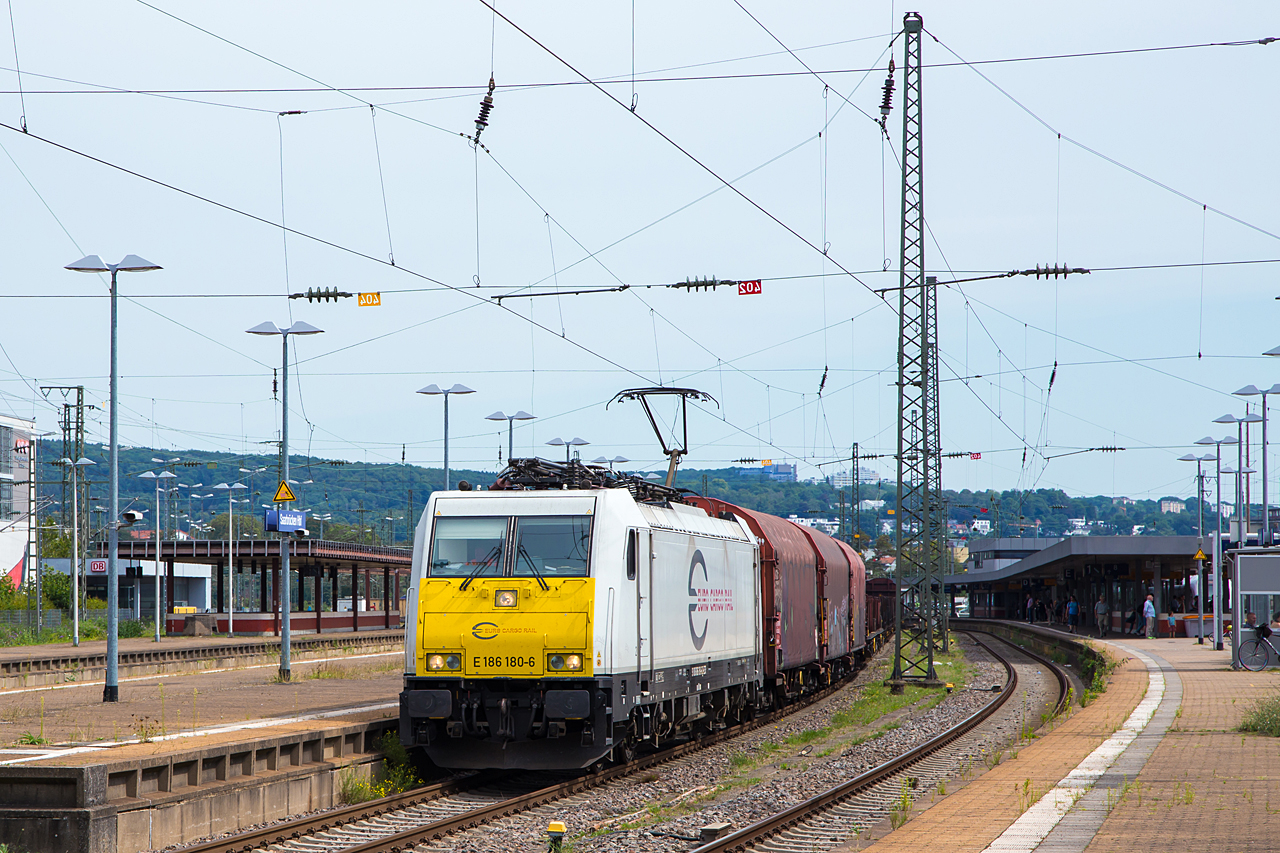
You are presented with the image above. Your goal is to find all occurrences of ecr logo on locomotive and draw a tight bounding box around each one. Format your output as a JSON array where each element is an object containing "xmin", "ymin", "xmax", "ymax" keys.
[
  {"xmin": 687, "ymin": 550, "xmax": 736, "ymax": 650},
  {"xmin": 471, "ymin": 622, "xmax": 499, "ymax": 640}
]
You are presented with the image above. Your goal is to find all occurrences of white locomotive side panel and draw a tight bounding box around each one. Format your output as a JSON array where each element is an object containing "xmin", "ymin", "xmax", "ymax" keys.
[{"xmin": 648, "ymin": 530, "xmax": 758, "ymax": 669}]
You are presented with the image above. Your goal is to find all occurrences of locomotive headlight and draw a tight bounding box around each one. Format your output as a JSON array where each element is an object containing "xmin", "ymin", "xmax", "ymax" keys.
[
  {"xmin": 426, "ymin": 653, "xmax": 462, "ymax": 671},
  {"xmin": 445, "ymin": 654, "xmax": 461, "ymax": 670},
  {"xmin": 427, "ymin": 654, "xmax": 446, "ymax": 671},
  {"xmin": 547, "ymin": 653, "xmax": 583, "ymax": 672},
  {"xmin": 495, "ymin": 589, "xmax": 518, "ymax": 608}
]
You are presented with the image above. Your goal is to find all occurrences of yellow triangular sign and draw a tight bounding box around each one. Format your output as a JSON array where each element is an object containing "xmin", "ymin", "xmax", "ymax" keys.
[
  {"xmin": 273, "ymin": 480, "xmax": 297, "ymax": 503},
  {"xmin": 1193, "ymin": 548, "xmax": 1207, "ymax": 561}
]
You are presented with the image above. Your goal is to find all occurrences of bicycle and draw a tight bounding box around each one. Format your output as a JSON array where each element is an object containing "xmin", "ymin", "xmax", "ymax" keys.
[{"xmin": 1239, "ymin": 626, "xmax": 1279, "ymax": 671}]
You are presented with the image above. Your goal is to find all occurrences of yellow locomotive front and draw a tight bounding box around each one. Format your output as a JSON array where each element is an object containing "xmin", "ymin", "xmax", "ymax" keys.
[{"xmin": 400, "ymin": 494, "xmax": 608, "ymax": 769}]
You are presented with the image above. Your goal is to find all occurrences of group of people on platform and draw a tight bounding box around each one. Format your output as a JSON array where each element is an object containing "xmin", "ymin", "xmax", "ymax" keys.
[{"xmin": 1022, "ymin": 591, "xmax": 1200, "ymax": 640}]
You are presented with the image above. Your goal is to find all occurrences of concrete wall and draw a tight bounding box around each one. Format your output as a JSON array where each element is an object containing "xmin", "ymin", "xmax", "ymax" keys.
[{"xmin": 0, "ymin": 719, "xmax": 395, "ymax": 853}]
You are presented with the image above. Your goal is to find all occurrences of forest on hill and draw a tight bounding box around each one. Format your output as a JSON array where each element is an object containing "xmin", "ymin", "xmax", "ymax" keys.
[{"xmin": 36, "ymin": 441, "xmax": 1205, "ymax": 547}]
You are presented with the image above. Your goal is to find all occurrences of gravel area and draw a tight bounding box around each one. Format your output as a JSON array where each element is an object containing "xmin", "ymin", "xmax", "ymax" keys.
[{"xmin": 413, "ymin": 634, "xmax": 1050, "ymax": 853}]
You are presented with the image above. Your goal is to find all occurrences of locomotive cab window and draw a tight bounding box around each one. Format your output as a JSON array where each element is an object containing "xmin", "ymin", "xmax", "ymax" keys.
[
  {"xmin": 513, "ymin": 516, "xmax": 592, "ymax": 577},
  {"xmin": 428, "ymin": 516, "xmax": 507, "ymax": 577}
]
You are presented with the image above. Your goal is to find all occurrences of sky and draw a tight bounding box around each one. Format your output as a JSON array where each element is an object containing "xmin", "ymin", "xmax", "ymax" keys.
[{"xmin": 0, "ymin": 1, "xmax": 1278, "ymax": 504}]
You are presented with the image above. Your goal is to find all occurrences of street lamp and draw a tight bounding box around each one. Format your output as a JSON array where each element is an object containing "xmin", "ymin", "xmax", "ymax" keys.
[
  {"xmin": 1195, "ymin": 434, "xmax": 1238, "ymax": 650},
  {"xmin": 65, "ymin": 253, "xmax": 162, "ymax": 702},
  {"xmin": 57, "ymin": 458, "xmax": 95, "ymax": 646},
  {"xmin": 545, "ymin": 436, "xmax": 590, "ymax": 463},
  {"xmin": 314, "ymin": 513, "xmax": 332, "ymax": 539},
  {"xmin": 247, "ymin": 320, "xmax": 324, "ymax": 682},
  {"xmin": 1178, "ymin": 452, "xmax": 1215, "ymax": 644},
  {"xmin": 213, "ymin": 482, "xmax": 247, "ymax": 634},
  {"xmin": 485, "ymin": 410, "xmax": 535, "ymax": 463},
  {"xmin": 1236, "ymin": 381, "xmax": 1280, "ymax": 545},
  {"xmin": 417, "ymin": 384, "xmax": 475, "ymax": 490},
  {"xmin": 138, "ymin": 469, "xmax": 177, "ymax": 642},
  {"xmin": 1214, "ymin": 412, "xmax": 1264, "ymax": 544}
]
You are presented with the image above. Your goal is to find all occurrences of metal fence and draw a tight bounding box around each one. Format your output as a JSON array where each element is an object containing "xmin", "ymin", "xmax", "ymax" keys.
[{"xmin": 0, "ymin": 609, "xmax": 139, "ymax": 631}]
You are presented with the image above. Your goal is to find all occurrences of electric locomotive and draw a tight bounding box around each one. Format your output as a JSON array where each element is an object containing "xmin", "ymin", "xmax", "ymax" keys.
[{"xmin": 399, "ymin": 457, "xmax": 867, "ymax": 770}]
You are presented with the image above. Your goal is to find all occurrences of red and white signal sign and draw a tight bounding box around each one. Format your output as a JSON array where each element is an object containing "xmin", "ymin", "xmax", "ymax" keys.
[
  {"xmin": 89, "ymin": 560, "xmax": 107, "ymax": 574},
  {"xmin": 737, "ymin": 279, "xmax": 762, "ymax": 296},
  {"xmin": 970, "ymin": 452, "xmax": 982, "ymax": 460}
]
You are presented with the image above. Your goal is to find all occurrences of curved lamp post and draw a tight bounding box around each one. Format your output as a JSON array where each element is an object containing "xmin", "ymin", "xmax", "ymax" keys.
[
  {"xmin": 1178, "ymin": 452, "xmax": 1215, "ymax": 644},
  {"xmin": 213, "ymin": 482, "xmax": 247, "ymax": 634},
  {"xmin": 417, "ymin": 384, "xmax": 475, "ymax": 490},
  {"xmin": 485, "ymin": 410, "xmax": 535, "ymax": 464},
  {"xmin": 1236, "ymin": 382, "xmax": 1280, "ymax": 545},
  {"xmin": 65, "ymin": 254, "xmax": 162, "ymax": 702},
  {"xmin": 247, "ymin": 320, "xmax": 324, "ymax": 682},
  {"xmin": 138, "ymin": 469, "xmax": 177, "ymax": 641},
  {"xmin": 1195, "ymin": 434, "xmax": 1239, "ymax": 651},
  {"xmin": 545, "ymin": 437, "xmax": 590, "ymax": 464}
]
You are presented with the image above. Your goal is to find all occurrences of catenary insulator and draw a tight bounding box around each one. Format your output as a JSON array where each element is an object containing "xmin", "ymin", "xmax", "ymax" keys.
[
  {"xmin": 474, "ymin": 77, "xmax": 496, "ymax": 140},
  {"xmin": 879, "ymin": 58, "xmax": 896, "ymax": 117}
]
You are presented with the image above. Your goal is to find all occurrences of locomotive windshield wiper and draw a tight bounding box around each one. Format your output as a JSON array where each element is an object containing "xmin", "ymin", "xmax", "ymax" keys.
[
  {"xmin": 459, "ymin": 545, "xmax": 502, "ymax": 591},
  {"xmin": 516, "ymin": 544, "xmax": 551, "ymax": 591}
]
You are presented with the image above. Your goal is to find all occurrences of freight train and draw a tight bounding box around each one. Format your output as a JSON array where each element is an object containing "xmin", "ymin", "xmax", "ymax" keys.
[{"xmin": 399, "ymin": 457, "xmax": 880, "ymax": 770}]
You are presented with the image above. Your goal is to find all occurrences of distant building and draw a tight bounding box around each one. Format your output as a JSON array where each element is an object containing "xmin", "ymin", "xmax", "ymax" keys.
[
  {"xmin": 788, "ymin": 515, "xmax": 839, "ymax": 536},
  {"xmin": 1132, "ymin": 524, "xmax": 1146, "ymax": 536},
  {"xmin": 859, "ymin": 499, "xmax": 886, "ymax": 511},
  {"xmin": 830, "ymin": 466, "xmax": 881, "ymax": 487},
  {"xmin": 1113, "ymin": 496, "xmax": 1136, "ymax": 506},
  {"xmin": 1159, "ymin": 499, "xmax": 1185, "ymax": 515},
  {"xmin": 971, "ymin": 519, "xmax": 991, "ymax": 535},
  {"xmin": 735, "ymin": 462, "xmax": 796, "ymax": 482}
]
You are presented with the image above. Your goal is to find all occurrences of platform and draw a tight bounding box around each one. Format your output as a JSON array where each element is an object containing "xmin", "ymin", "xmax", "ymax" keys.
[
  {"xmin": 845, "ymin": 623, "xmax": 1280, "ymax": 852},
  {"xmin": 0, "ymin": 629, "xmax": 403, "ymax": 690},
  {"xmin": 0, "ymin": 637, "xmax": 407, "ymax": 852}
]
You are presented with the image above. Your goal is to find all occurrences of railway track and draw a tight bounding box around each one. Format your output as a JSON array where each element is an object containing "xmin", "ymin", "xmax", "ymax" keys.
[
  {"xmin": 181, "ymin": 633, "xmax": 893, "ymax": 853},
  {"xmin": 688, "ymin": 631, "xmax": 1070, "ymax": 853}
]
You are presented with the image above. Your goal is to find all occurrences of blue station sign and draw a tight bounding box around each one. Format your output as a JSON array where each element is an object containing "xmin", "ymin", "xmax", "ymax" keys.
[{"xmin": 264, "ymin": 509, "xmax": 307, "ymax": 533}]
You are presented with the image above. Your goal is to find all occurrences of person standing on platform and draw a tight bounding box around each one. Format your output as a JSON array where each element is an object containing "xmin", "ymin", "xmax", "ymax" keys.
[
  {"xmin": 1094, "ymin": 594, "xmax": 1109, "ymax": 638},
  {"xmin": 1143, "ymin": 593, "xmax": 1157, "ymax": 639},
  {"xmin": 1026, "ymin": 593, "xmax": 1035, "ymax": 624},
  {"xmin": 1067, "ymin": 595, "xmax": 1079, "ymax": 634}
]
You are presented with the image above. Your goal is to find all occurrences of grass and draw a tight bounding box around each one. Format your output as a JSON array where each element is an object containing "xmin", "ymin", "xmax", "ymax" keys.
[
  {"xmin": 0, "ymin": 617, "xmax": 146, "ymax": 647},
  {"xmin": 338, "ymin": 731, "xmax": 422, "ymax": 804},
  {"xmin": 304, "ymin": 659, "xmax": 400, "ymax": 680},
  {"xmin": 1239, "ymin": 689, "xmax": 1280, "ymax": 737},
  {"xmin": 888, "ymin": 779, "xmax": 913, "ymax": 829}
]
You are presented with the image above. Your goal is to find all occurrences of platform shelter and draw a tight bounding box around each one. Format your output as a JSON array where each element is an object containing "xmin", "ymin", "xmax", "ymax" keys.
[
  {"xmin": 93, "ymin": 538, "xmax": 412, "ymax": 636},
  {"xmin": 946, "ymin": 535, "xmax": 1207, "ymax": 636}
]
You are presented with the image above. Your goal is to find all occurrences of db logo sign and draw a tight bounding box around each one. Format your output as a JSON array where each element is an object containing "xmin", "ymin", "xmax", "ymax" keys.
[
  {"xmin": 89, "ymin": 560, "xmax": 107, "ymax": 574},
  {"xmin": 737, "ymin": 279, "xmax": 762, "ymax": 296}
]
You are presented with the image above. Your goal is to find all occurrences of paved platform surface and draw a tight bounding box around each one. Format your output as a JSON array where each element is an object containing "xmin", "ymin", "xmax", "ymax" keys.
[
  {"xmin": 0, "ymin": 642, "xmax": 402, "ymax": 764},
  {"xmin": 844, "ymin": 627, "xmax": 1280, "ymax": 852}
]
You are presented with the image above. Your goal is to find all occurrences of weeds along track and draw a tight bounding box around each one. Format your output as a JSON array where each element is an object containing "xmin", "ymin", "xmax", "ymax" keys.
[{"xmin": 689, "ymin": 631, "xmax": 1070, "ymax": 853}]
